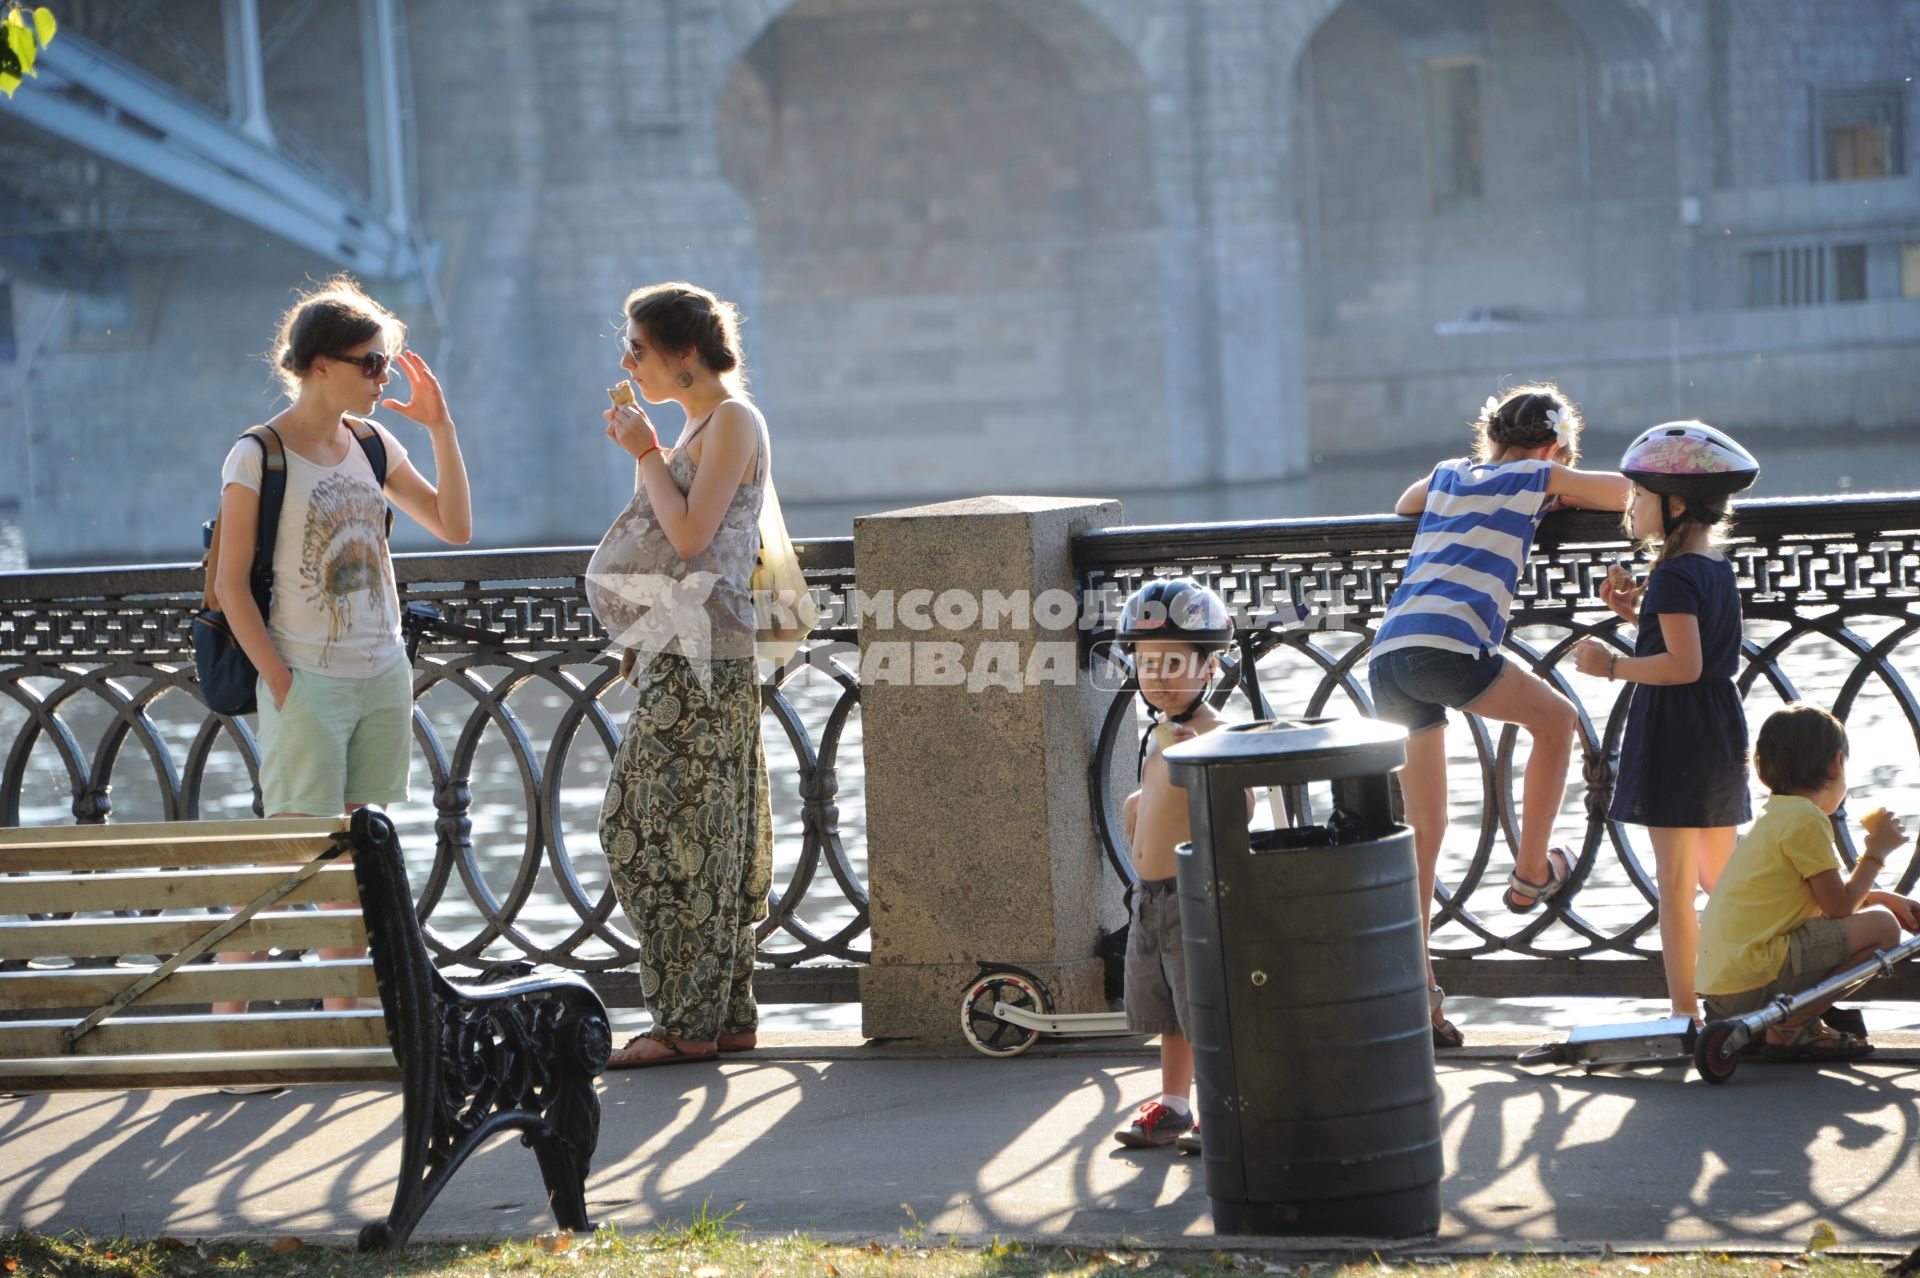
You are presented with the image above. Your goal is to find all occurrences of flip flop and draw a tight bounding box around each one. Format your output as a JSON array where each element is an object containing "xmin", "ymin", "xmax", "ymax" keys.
[
  {"xmin": 1759, "ymin": 1023, "xmax": 1875, "ymax": 1063},
  {"xmin": 607, "ymin": 1031, "xmax": 720, "ymax": 1069},
  {"xmin": 1504, "ymin": 846, "xmax": 1573, "ymax": 913}
]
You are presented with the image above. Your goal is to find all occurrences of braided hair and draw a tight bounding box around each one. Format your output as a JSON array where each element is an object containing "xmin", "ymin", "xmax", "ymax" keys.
[{"xmin": 1471, "ymin": 382, "xmax": 1582, "ymax": 467}]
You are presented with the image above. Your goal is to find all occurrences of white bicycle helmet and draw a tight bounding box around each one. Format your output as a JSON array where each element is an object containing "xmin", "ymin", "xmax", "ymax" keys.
[{"xmin": 1620, "ymin": 422, "xmax": 1759, "ymax": 500}]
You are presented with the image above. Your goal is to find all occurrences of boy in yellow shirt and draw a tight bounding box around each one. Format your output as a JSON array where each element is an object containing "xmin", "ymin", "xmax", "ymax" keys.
[{"xmin": 1697, "ymin": 703, "xmax": 1918, "ymax": 1060}]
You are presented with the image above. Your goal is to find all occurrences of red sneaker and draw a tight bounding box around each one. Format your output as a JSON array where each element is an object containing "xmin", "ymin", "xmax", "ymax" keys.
[{"xmin": 1115, "ymin": 1100, "xmax": 1194, "ymax": 1148}]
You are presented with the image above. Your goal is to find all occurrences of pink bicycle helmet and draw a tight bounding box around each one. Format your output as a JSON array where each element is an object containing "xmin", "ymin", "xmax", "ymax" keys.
[{"xmin": 1620, "ymin": 422, "xmax": 1759, "ymax": 500}]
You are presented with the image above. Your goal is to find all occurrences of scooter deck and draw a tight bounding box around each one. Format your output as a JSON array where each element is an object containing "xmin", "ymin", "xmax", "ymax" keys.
[{"xmin": 990, "ymin": 1002, "xmax": 1133, "ymax": 1037}]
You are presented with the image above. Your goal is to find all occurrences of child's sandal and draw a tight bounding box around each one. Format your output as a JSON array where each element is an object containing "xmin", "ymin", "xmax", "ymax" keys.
[
  {"xmin": 1504, "ymin": 847, "xmax": 1573, "ymax": 913},
  {"xmin": 1429, "ymin": 984, "xmax": 1464, "ymax": 1050}
]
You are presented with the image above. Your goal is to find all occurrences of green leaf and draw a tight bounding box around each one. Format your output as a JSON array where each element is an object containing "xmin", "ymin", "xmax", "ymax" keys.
[
  {"xmin": 4, "ymin": 22, "xmax": 33, "ymax": 77},
  {"xmin": 2, "ymin": 8, "xmax": 22, "ymax": 29},
  {"xmin": 0, "ymin": 71, "xmax": 17, "ymax": 98},
  {"xmin": 32, "ymin": 6, "xmax": 54, "ymax": 48}
]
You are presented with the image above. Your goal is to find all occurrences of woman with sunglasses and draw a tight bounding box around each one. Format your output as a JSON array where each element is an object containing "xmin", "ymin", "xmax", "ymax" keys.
[
  {"xmin": 209, "ymin": 275, "xmax": 471, "ymax": 1013},
  {"xmin": 587, "ymin": 281, "xmax": 774, "ymax": 1068}
]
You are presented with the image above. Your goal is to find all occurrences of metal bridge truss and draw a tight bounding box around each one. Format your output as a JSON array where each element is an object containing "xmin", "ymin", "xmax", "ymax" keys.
[{"xmin": 1, "ymin": 0, "xmax": 431, "ymax": 282}]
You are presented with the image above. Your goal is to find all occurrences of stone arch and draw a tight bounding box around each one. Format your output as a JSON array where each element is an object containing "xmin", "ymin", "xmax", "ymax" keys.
[
  {"xmin": 1288, "ymin": 0, "xmax": 1681, "ymax": 455},
  {"xmin": 712, "ymin": 0, "xmax": 1167, "ymax": 501}
]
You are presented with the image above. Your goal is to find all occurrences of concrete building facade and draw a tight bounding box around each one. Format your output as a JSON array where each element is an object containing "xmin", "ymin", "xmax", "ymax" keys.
[{"xmin": 1, "ymin": 0, "xmax": 1916, "ymax": 562}]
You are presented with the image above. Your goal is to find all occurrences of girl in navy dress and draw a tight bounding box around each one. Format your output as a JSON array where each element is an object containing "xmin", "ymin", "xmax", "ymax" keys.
[{"xmin": 1573, "ymin": 423, "xmax": 1760, "ymax": 1021}]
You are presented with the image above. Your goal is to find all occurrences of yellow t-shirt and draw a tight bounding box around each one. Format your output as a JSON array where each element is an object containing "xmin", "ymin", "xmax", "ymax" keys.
[{"xmin": 1696, "ymin": 794, "xmax": 1841, "ymax": 995}]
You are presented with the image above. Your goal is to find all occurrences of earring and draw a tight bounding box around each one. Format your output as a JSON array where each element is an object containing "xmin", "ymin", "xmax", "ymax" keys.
[{"xmin": 676, "ymin": 370, "xmax": 694, "ymax": 389}]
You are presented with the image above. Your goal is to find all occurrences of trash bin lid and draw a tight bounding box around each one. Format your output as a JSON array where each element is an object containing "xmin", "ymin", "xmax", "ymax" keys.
[{"xmin": 1166, "ymin": 716, "xmax": 1407, "ymax": 787}]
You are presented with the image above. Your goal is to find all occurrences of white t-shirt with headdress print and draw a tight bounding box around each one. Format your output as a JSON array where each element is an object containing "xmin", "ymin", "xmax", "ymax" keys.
[{"xmin": 219, "ymin": 419, "xmax": 409, "ymax": 678}]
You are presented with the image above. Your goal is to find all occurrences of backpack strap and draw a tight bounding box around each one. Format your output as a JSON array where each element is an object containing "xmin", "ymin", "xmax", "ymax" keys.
[
  {"xmin": 346, "ymin": 416, "xmax": 396, "ymax": 536},
  {"xmin": 245, "ymin": 425, "xmax": 287, "ymax": 610},
  {"xmin": 346, "ymin": 416, "xmax": 388, "ymax": 485}
]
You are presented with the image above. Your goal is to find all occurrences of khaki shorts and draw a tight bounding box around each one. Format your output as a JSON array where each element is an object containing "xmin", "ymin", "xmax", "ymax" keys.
[
  {"xmin": 256, "ymin": 661, "xmax": 414, "ymax": 817},
  {"xmin": 1703, "ymin": 916, "xmax": 1853, "ymax": 1018},
  {"xmin": 1123, "ymin": 877, "xmax": 1189, "ymax": 1039}
]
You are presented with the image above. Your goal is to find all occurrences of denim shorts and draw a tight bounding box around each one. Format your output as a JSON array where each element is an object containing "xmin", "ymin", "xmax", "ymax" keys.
[{"xmin": 1367, "ymin": 646, "xmax": 1508, "ymax": 734}]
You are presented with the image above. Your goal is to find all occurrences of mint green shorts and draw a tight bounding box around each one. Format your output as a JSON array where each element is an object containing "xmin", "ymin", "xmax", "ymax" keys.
[{"xmin": 256, "ymin": 661, "xmax": 414, "ymax": 817}]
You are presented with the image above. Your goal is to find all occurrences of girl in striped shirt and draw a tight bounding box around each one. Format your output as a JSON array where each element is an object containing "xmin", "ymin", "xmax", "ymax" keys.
[{"xmin": 1369, "ymin": 385, "xmax": 1631, "ymax": 1047}]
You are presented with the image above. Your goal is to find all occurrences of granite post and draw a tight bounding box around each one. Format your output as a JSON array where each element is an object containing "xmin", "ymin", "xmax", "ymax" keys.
[{"xmin": 855, "ymin": 495, "xmax": 1124, "ymax": 1042}]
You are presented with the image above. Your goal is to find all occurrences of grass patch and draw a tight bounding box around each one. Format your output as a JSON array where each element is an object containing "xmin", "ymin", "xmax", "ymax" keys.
[{"xmin": 0, "ymin": 1231, "xmax": 1905, "ymax": 1278}]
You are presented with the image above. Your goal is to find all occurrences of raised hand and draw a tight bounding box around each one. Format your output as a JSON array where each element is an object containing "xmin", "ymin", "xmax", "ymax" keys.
[
  {"xmin": 380, "ymin": 350, "xmax": 455, "ymax": 432},
  {"xmin": 1599, "ymin": 576, "xmax": 1642, "ymax": 624},
  {"xmin": 1864, "ymin": 808, "xmax": 1911, "ymax": 864},
  {"xmin": 604, "ymin": 401, "xmax": 661, "ymax": 460}
]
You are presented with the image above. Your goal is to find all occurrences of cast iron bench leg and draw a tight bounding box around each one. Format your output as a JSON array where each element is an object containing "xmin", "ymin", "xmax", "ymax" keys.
[{"xmin": 348, "ymin": 810, "xmax": 611, "ymax": 1252}]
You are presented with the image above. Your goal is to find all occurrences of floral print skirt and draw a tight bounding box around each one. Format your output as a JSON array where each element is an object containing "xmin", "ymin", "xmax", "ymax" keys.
[{"xmin": 599, "ymin": 653, "xmax": 772, "ymax": 1041}]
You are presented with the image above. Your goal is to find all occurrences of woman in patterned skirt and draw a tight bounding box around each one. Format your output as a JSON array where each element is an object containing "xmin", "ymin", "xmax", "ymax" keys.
[{"xmin": 586, "ymin": 282, "xmax": 774, "ymax": 1068}]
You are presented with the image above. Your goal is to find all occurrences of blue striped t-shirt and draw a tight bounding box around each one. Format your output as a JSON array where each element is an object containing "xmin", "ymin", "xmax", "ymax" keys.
[{"xmin": 1371, "ymin": 458, "xmax": 1555, "ymax": 658}]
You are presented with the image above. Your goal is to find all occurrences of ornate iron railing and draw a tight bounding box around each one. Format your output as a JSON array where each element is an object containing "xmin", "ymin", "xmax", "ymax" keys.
[
  {"xmin": 13, "ymin": 494, "xmax": 1920, "ymax": 1010},
  {"xmin": 1075, "ymin": 493, "xmax": 1920, "ymax": 1000},
  {"xmin": 0, "ymin": 542, "xmax": 866, "ymax": 1006}
]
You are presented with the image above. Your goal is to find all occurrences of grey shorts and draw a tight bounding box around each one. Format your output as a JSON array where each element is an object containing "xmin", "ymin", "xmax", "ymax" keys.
[
  {"xmin": 1702, "ymin": 917, "xmax": 1853, "ymax": 1018},
  {"xmin": 1124, "ymin": 877, "xmax": 1189, "ymax": 1039}
]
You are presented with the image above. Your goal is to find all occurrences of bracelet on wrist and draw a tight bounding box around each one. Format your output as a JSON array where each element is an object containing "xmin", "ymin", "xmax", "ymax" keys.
[
  {"xmin": 636, "ymin": 444, "xmax": 662, "ymax": 464},
  {"xmin": 1606, "ymin": 651, "xmax": 1618, "ymax": 681}
]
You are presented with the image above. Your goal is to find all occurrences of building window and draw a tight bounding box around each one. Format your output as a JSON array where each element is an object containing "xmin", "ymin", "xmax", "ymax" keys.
[
  {"xmin": 1819, "ymin": 89, "xmax": 1903, "ymax": 181},
  {"xmin": 1426, "ymin": 59, "xmax": 1483, "ymax": 210},
  {"xmin": 1833, "ymin": 244, "xmax": 1867, "ymax": 301},
  {"xmin": 1744, "ymin": 243, "xmax": 1870, "ymax": 307},
  {"xmin": 1903, "ymin": 242, "xmax": 1920, "ymax": 298}
]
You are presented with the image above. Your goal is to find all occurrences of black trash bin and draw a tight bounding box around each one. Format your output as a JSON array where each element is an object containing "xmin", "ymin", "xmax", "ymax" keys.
[{"xmin": 1165, "ymin": 716, "xmax": 1440, "ymax": 1238}]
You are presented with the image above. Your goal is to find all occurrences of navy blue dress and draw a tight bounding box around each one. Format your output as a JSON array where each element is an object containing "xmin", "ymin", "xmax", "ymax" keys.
[{"xmin": 1609, "ymin": 553, "xmax": 1752, "ymax": 828}]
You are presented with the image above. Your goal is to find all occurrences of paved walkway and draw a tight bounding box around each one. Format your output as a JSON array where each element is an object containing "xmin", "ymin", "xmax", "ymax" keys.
[{"xmin": 4, "ymin": 1036, "xmax": 1919, "ymax": 1253}]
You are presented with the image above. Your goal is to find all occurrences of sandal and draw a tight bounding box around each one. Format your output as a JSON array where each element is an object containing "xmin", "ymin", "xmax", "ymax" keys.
[
  {"xmin": 718, "ymin": 1031, "xmax": 757, "ymax": 1054},
  {"xmin": 1429, "ymin": 985, "xmax": 1465, "ymax": 1050},
  {"xmin": 1759, "ymin": 1021, "xmax": 1875, "ymax": 1063},
  {"xmin": 1504, "ymin": 847, "xmax": 1573, "ymax": 913},
  {"xmin": 1821, "ymin": 1006, "xmax": 1868, "ymax": 1039},
  {"xmin": 607, "ymin": 1030, "xmax": 720, "ymax": 1069}
]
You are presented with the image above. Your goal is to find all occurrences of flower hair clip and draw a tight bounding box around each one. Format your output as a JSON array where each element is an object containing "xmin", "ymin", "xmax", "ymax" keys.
[
  {"xmin": 1480, "ymin": 395, "xmax": 1501, "ymax": 424},
  {"xmin": 1547, "ymin": 407, "xmax": 1575, "ymax": 447}
]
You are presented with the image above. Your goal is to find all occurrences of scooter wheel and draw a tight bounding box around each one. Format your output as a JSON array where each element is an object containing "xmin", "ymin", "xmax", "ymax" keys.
[
  {"xmin": 1694, "ymin": 1020, "xmax": 1740, "ymax": 1084},
  {"xmin": 960, "ymin": 970, "xmax": 1051, "ymax": 1058}
]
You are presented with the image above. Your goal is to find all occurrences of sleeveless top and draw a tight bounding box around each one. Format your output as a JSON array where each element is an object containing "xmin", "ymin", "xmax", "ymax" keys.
[
  {"xmin": 1371, "ymin": 457, "xmax": 1555, "ymax": 659},
  {"xmin": 585, "ymin": 403, "xmax": 767, "ymax": 664}
]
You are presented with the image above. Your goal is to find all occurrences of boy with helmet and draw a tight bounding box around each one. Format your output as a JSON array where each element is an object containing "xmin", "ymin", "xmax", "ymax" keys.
[
  {"xmin": 1573, "ymin": 422, "xmax": 1760, "ymax": 1021},
  {"xmin": 1110, "ymin": 577, "xmax": 1236, "ymax": 1150}
]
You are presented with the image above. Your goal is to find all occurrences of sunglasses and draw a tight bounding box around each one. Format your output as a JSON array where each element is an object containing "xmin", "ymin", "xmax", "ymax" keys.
[
  {"xmin": 619, "ymin": 336, "xmax": 646, "ymax": 361},
  {"xmin": 327, "ymin": 350, "xmax": 393, "ymax": 379}
]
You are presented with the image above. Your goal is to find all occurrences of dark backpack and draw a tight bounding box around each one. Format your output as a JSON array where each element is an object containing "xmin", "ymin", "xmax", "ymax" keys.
[{"xmin": 193, "ymin": 420, "xmax": 390, "ymax": 715}]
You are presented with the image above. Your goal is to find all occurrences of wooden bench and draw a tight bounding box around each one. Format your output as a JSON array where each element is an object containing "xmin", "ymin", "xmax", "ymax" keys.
[{"xmin": 0, "ymin": 810, "xmax": 612, "ymax": 1250}]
